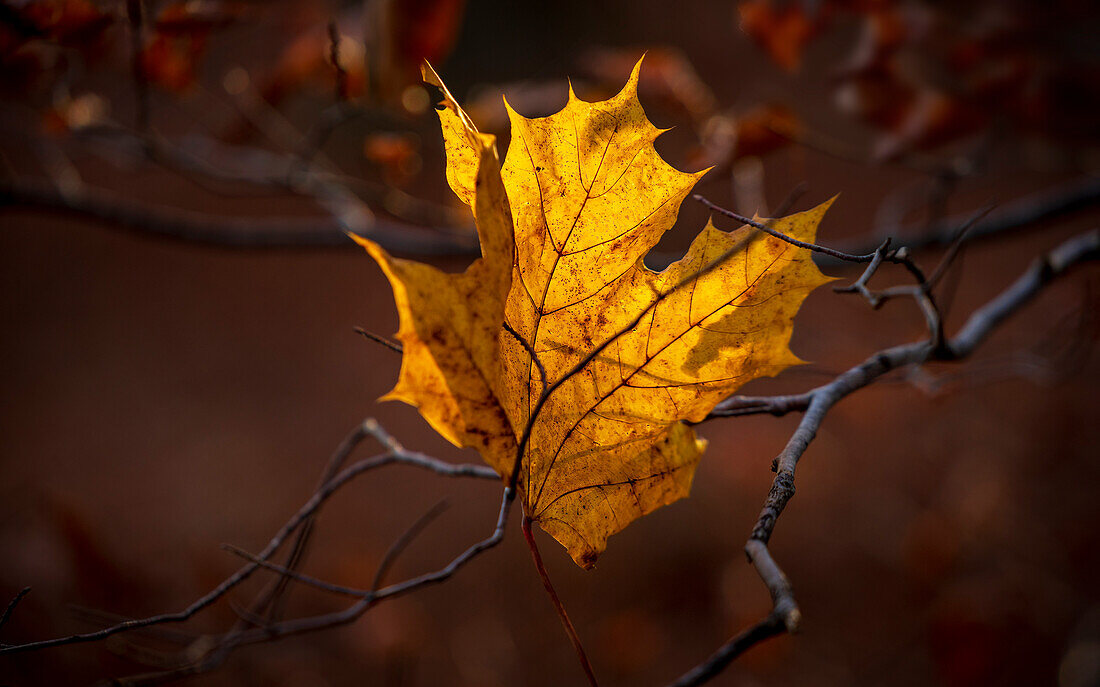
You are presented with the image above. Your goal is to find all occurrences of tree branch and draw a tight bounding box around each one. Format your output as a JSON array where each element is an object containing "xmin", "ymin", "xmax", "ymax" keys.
[
  {"xmin": 0, "ymin": 178, "xmax": 477, "ymax": 255},
  {"xmin": 666, "ymin": 228, "xmax": 1099, "ymax": 686},
  {"xmin": 0, "ymin": 419, "xmax": 495, "ymax": 656}
]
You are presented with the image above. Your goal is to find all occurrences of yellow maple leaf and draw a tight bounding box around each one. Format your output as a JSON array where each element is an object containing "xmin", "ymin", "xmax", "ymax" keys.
[
  {"xmin": 350, "ymin": 68, "xmax": 517, "ymax": 461},
  {"xmin": 357, "ymin": 59, "xmax": 833, "ymax": 568}
]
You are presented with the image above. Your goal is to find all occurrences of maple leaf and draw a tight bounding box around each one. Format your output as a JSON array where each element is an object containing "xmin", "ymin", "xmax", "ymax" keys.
[
  {"xmin": 352, "ymin": 66, "xmax": 517, "ymax": 463},
  {"xmin": 357, "ymin": 59, "xmax": 832, "ymax": 568}
]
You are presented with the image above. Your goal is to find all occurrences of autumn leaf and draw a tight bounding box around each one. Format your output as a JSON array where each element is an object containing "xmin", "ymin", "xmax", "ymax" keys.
[
  {"xmin": 352, "ymin": 64, "xmax": 517, "ymax": 464},
  {"xmin": 737, "ymin": 0, "xmax": 828, "ymax": 72},
  {"xmin": 140, "ymin": 1, "xmax": 246, "ymax": 93},
  {"xmin": 358, "ymin": 59, "xmax": 832, "ymax": 568}
]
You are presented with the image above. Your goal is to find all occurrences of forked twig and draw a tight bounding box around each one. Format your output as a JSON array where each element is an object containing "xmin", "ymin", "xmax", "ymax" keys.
[
  {"xmin": 666, "ymin": 228, "xmax": 1099, "ymax": 686},
  {"xmin": 0, "ymin": 421, "xmax": 495, "ymax": 657}
]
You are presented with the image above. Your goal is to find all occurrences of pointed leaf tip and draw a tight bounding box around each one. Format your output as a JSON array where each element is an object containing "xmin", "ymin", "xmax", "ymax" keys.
[{"xmin": 361, "ymin": 60, "xmax": 834, "ymax": 569}]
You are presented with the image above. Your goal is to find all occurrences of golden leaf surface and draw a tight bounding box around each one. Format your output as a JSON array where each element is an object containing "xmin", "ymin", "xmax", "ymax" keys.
[
  {"xmin": 359, "ymin": 59, "xmax": 833, "ymax": 568},
  {"xmin": 351, "ymin": 64, "xmax": 516, "ymax": 461}
]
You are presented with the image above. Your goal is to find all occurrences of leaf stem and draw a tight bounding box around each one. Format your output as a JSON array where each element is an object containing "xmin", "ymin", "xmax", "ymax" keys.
[{"xmin": 521, "ymin": 516, "xmax": 600, "ymax": 687}]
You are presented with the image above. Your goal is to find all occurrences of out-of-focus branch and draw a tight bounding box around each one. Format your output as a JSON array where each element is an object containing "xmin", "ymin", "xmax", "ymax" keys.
[
  {"xmin": 126, "ymin": 0, "xmax": 149, "ymax": 133},
  {"xmin": 220, "ymin": 499, "xmax": 450, "ymax": 599},
  {"xmin": 827, "ymin": 176, "xmax": 1100, "ymax": 265},
  {"xmin": 173, "ymin": 484, "xmax": 516, "ymax": 681},
  {"xmin": 326, "ymin": 21, "xmax": 348, "ymax": 102},
  {"xmin": 0, "ymin": 177, "xmax": 477, "ymax": 254}
]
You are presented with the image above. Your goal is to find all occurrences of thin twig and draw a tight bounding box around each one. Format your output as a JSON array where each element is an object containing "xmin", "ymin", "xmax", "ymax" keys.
[
  {"xmin": 948, "ymin": 230, "xmax": 1100, "ymax": 358},
  {"xmin": 694, "ymin": 193, "xmax": 877, "ymax": 263},
  {"xmin": 0, "ymin": 421, "xmax": 495, "ymax": 655},
  {"xmin": 773, "ymin": 181, "xmax": 809, "ymax": 217},
  {"xmin": 126, "ymin": 0, "xmax": 149, "ymax": 133},
  {"xmin": 326, "ymin": 22, "xmax": 348, "ymax": 102},
  {"xmin": 1, "ymin": 453, "xmax": 392, "ymax": 654},
  {"xmin": 355, "ymin": 327, "xmax": 403, "ymax": 353},
  {"xmin": 832, "ymin": 239, "xmax": 893, "ymax": 307},
  {"xmin": 370, "ymin": 499, "xmax": 450, "ymax": 591},
  {"xmin": 697, "ymin": 393, "xmax": 813, "ymax": 422},
  {"xmin": 221, "ymin": 544, "xmax": 366, "ymax": 598},
  {"xmin": 665, "ymin": 614, "xmax": 786, "ymax": 687},
  {"xmin": 250, "ymin": 419, "xmax": 379, "ymax": 625},
  {"xmin": 0, "ymin": 587, "xmax": 30, "ymax": 634},
  {"xmin": 219, "ymin": 500, "xmax": 449, "ymax": 601},
  {"xmin": 216, "ymin": 486, "xmax": 516, "ymax": 649},
  {"xmin": 925, "ymin": 204, "xmax": 994, "ymax": 291}
]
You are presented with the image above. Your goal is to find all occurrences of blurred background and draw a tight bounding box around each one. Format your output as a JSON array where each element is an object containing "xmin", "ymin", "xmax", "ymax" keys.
[{"xmin": 2, "ymin": 0, "xmax": 1099, "ymax": 685}]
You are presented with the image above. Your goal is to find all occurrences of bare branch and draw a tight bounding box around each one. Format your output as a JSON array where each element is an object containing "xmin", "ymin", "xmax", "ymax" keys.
[
  {"xmin": 950, "ymin": 230, "xmax": 1100, "ymax": 357},
  {"xmin": 256, "ymin": 419, "xmax": 378, "ymax": 622},
  {"xmin": 219, "ymin": 500, "xmax": 449, "ymax": 600},
  {"xmin": 213, "ymin": 485, "xmax": 516, "ymax": 652},
  {"xmin": 665, "ymin": 614, "xmax": 786, "ymax": 687},
  {"xmin": 0, "ymin": 178, "xmax": 477, "ymax": 255},
  {"xmin": 221, "ymin": 545, "xmax": 367, "ymax": 598},
  {"xmin": 668, "ymin": 229, "xmax": 1099, "ymax": 686},
  {"xmin": 694, "ymin": 393, "xmax": 813, "ymax": 421},
  {"xmin": 832, "ymin": 239, "xmax": 893, "ymax": 307},
  {"xmin": 0, "ymin": 420, "xmax": 495, "ymax": 655},
  {"xmin": 2, "ymin": 453, "xmax": 390, "ymax": 653},
  {"xmin": 925, "ymin": 205, "xmax": 993, "ymax": 290},
  {"xmin": 694, "ymin": 196, "xmax": 946, "ymax": 345},
  {"xmin": 694, "ymin": 193, "xmax": 878, "ymax": 263}
]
